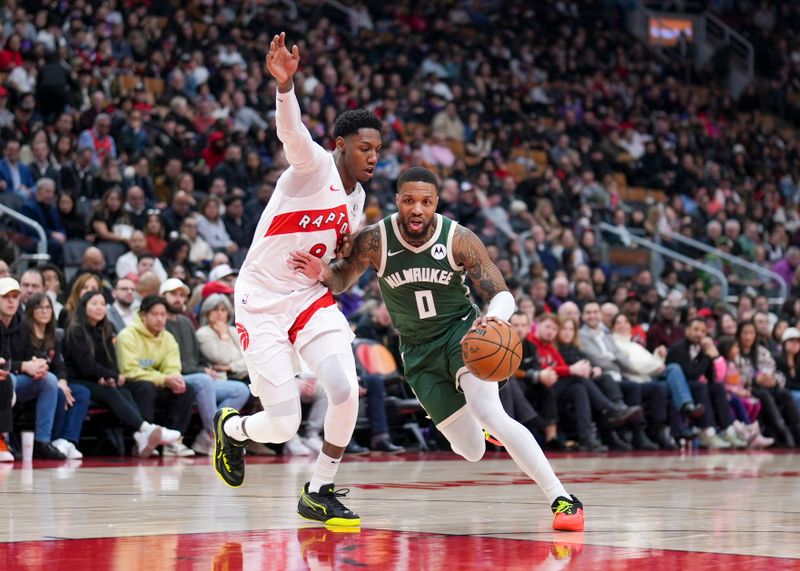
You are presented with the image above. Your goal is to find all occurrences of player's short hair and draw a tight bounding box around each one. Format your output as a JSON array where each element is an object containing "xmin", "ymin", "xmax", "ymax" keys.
[
  {"xmin": 333, "ymin": 109, "xmax": 383, "ymax": 139},
  {"xmin": 397, "ymin": 167, "xmax": 439, "ymax": 192}
]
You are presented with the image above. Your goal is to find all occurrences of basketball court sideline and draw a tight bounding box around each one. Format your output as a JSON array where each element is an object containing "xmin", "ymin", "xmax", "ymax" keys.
[{"xmin": 1, "ymin": 450, "xmax": 798, "ymax": 569}]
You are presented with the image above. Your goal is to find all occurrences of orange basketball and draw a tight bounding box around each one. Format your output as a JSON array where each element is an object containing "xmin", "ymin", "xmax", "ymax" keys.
[{"xmin": 461, "ymin": 320, "xmax": 523, "ymax": 382}]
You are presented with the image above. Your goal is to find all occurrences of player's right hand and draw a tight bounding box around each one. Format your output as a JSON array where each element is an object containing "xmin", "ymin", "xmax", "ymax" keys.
[
  {"xmin": 266, "ymin": 32, "xmax": 299, "ymax": 87},
  {"xmin": 289, "ymin": 251, "xmax": 331, "ymax": 283}
]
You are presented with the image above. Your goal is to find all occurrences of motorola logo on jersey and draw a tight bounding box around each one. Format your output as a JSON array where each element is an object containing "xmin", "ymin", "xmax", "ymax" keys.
[{"xmin": 431, "ymin": 244, "xmax": 447, "ymax": 260}]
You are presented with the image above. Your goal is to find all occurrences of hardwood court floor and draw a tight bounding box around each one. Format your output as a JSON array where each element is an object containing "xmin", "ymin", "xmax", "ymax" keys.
[{"xmin": 0, "ymin": 450, "xmax": 798, "ymax": 569}]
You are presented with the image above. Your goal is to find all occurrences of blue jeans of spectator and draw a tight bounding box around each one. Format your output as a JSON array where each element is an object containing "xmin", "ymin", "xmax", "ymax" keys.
[
  {"xmin": 12, "ymin": 372, "xmax": 60, "ymax": 442},
  {"xmin": 183, "ymin": 373, "xmax": 250, "ymax": 433},
  {"xmin": 53, "ymin": 382, "xmax": 91, "ymax": 444},
  {"xmin": 655, "ymin": 363, "xmax": 694, "ymax": 409},
  {"xmin": 362, "ymin": 374, "xmax": 389, "ymax": 436}
]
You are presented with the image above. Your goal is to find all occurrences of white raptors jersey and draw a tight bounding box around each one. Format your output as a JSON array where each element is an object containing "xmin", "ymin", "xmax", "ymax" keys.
[{"xmin": 239, "ymin": 158, "xmax": 365, "ymax": 294}]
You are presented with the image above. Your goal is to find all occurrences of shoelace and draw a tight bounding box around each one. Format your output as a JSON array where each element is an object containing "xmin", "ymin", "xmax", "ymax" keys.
[{"xmin": 321, "ymin": 487, "xmax": 353, "ymax": 512}]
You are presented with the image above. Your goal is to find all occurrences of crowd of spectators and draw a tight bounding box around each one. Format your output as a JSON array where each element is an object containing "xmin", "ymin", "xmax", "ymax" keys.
[{"xmin": 0, "ymin": 0, "xmax": 799, "ymax": 459}]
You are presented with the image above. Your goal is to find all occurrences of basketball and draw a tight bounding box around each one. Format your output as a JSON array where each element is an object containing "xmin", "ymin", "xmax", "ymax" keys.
[{"xmin": 461, "ymin": 320, "xmax": 523, "ymax": 382}]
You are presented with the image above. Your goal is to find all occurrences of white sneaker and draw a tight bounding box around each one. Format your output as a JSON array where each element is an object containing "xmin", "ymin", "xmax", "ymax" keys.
[
  {"xmin": 191, "ymin": 431, "xmax": 214, "ymax": 456},
  {"xmin": 53, "ymin": 439, "xmax": 83, "ymax": 459},
  {"xmin": 0, "ymin": 450, "xmax": 12, "ymax": 463},
  {"xmin": 52, "ymin": 439, "xmax": 71, "ymax": 458},
  {"xmin": 699, "ymin": 429, "xmax": 732, "ymax": 449},
  {"xmin": 147, "ymin": 423, "xmax": 181, "ymax": 446},
  {"xmin": 748, "ymin": 434, "xmax": 775, "ymax": 449},
  {"xmin": 302, "ymin": 435, "xmax": 324, "ymax": 454},
  {"xmin": 133, "ymin": 425, "xmax": 163, "ymax": 458},
  {"xmin": 284, "ymin": 435, "xmax": 311, "ymax": 456},
  {"xmin": 721, "ymin": 426, "xmax": 748, "ymax": 448},
  {"xmin": 63, "ymin": 440, "xmax": 83, "ymax": 459},
  {"xmin": 163, "ymin": 441, "xmax": 196, "ymax": 457}
]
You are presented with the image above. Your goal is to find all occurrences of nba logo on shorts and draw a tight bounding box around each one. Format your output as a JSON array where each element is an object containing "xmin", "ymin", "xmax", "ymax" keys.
[
  {"xmin": 236, "ymin": 322, "xmax": 250, "ymax": 351},
  {"xmin": 431, "ymin": 244, "xmax": 447, "ymax": 260}
]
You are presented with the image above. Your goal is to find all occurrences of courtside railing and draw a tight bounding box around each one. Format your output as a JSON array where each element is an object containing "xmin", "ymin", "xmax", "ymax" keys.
[{"xmin": 597, "ymin": 222, "xmax": 729, "ymax": 300}]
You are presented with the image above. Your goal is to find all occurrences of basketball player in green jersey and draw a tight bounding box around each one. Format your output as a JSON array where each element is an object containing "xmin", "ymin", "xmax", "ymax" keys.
[{"xmin": 290, "ymin": 166, "xmax": 584, "ymax": 531}]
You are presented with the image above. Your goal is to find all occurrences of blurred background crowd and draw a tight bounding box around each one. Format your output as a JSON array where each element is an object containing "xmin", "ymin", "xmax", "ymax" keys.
[{"xmin": 0, "ymin": 0, "xmax": 799, "ymax": 460}]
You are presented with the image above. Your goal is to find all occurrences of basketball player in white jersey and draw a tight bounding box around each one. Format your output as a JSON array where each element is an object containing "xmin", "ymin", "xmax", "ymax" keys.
[{"xmin": 213, "ymin": 32, "xmax": 382, "ymax": 527}]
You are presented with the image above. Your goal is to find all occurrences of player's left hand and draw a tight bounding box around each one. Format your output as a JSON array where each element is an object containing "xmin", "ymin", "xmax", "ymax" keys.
[
  {"xmin": 461, "ymin": 315, "xmax": 508, "ymax": 344},
  {"xmin": 335, "ymin": 233, "xmax": 353, "ymax": 259}
]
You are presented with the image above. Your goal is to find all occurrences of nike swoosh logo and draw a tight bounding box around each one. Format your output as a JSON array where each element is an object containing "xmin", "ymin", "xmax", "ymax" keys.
[
  {"xmin": 462, "ymin": 314, "xmax": 471, "ymax": 320},
  {"xmin": 387, "ymin": 250, "xmax": 403, "ymax": 257},
  {"xmin": 329, "ymin": 185, "xmax": 340, "ymax": 192}
]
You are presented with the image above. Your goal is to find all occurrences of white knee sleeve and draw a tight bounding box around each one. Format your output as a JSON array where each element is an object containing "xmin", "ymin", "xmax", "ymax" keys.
[
  {"xmin": 243, "ymin": 398, "xmax": 302, "ymax": 444},
  {"xmin": 313, "ymin": 353, "xmax": 360, "ymax": 447},
  {"xmin": 437, "ymin": 408, "xmax": 486, "ymax": 462}
]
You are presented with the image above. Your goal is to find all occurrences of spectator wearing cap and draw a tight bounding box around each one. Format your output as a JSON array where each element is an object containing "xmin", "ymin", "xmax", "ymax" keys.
[
  {"xmin": 0, "ymin": 277, "xmax": 65, "ymax": 459},
  {"xmin": 160, "ymin": 278, "xmax": 249, "ymax": 456},
  {"xmin": 208, "ymin": 264, "xmax": 237, "ymax": 288},
  {"xmin": 115, "ymin": 295, "xmax": 195, "ymax": 456},
  {"xmin": 197, "ymin": 196, "xmax": 237, "ymax": 255},
  {"xmin": 0, "ymin": 140, "xmax": 35, "ymax": 198},
  {"xmin": 116, "ymin": 230, "xmax": 168, "ymax": 282}
]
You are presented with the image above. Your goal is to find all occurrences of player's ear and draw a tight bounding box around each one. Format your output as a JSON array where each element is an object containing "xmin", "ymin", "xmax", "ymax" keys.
[{"xmin": 335, "ymin": 136, "xmax": 346, "ymax": 153}]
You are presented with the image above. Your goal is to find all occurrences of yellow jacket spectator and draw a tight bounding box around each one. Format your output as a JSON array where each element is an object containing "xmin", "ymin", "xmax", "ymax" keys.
[{"xmin": 114, "ymin": 295, "xmax": 195, "ymax": 453}]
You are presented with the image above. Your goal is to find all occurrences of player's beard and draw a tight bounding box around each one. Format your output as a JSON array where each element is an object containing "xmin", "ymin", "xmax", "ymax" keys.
[{"xmin": 400, "ymin": 214, "xmax": 433, "ymax": 241}]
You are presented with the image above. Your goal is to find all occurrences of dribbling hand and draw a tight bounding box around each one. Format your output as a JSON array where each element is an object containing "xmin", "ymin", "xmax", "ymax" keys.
[
  {"xmin": 460, "ymin": 315, "xmax": 508, "ymax": 344},
  {"xmin": 266, "ymin": 32, "xmax": 299, "ymax": 87}
]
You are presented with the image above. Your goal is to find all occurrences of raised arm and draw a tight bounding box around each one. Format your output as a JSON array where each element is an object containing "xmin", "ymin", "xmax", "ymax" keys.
[
  {"xmin": 289, "ymin": 223, "xmax": 381, "ymax": 294},
  {"xmin": 268, "ymin": 32, "xmax": 327, "ymax": 174}
]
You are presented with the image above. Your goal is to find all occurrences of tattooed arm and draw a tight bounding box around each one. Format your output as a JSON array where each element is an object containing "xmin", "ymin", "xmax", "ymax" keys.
[
  {"xmin": 289, "ymin": 223, "xmax": 381, "ymax": 294},
  {"xmin": 452, "ymin": 225, "xmax": 509, "ymax": 303}
]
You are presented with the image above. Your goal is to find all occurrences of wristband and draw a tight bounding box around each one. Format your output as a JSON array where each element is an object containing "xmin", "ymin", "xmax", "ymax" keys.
[{"xmin": 486, "ymin": 290, "xmax": 515, "ymax": 321}]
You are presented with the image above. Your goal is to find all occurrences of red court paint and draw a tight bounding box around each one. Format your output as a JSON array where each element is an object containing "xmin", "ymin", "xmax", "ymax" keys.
[{"xmin": 0, "ymin": 528, "xmax": 795, "ymax": 570}]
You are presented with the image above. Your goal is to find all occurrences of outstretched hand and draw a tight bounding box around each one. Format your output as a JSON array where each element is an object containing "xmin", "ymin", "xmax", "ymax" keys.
[
  {"xmin": 266, "ymin": 32, "xmax": 299, "ymax": 87},
  {"xmin": 289, "ymin": 251, "xmax": 331, "ymax": 283}
]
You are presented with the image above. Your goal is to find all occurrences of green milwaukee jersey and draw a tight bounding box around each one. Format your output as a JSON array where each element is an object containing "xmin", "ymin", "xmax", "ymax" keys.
[{"xmin": 377, "ymin": 213, "xmax": 478, "ymax": 345}]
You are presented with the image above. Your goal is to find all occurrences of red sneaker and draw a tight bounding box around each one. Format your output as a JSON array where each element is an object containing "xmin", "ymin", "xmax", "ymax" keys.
[
  {"xmin": 0, "ymin": 433, "xmax": 13, "ymax": 462},
  {"xmin": 551, "ymin": 495, "xmax": 584, "ymax": 531}
]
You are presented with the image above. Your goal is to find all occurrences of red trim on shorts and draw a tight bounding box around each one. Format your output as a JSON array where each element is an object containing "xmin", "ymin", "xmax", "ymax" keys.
[{"xmin": 288, "ymin": 291, "xmax": 336, "ymax": 344}]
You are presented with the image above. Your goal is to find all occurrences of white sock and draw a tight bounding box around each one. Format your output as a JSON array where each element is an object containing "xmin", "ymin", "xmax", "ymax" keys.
[
  {"xmin": 460, "ymin": 374, "xmax": 569, "ymax": 505},
  {"xmin": 309, "ymin": 451, "xmax": 341, "ymax": 493},
  {"xmin": 224, "ymin": 415, "xmax": 249, "ymax": 442}
]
